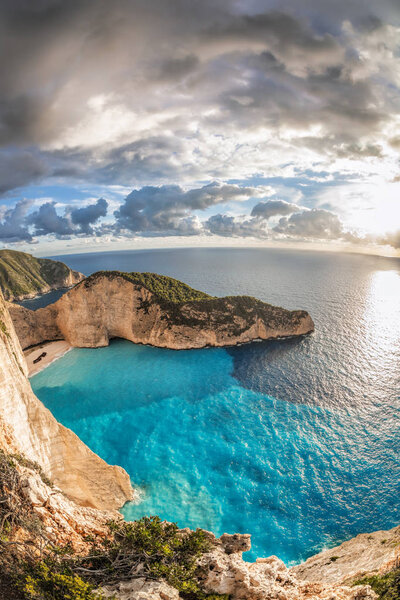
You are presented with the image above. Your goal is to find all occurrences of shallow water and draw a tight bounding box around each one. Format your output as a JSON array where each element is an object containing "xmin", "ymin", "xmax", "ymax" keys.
[{"xmin": 30, "ymin": 248, "xmax": 400, "ymax": 563}]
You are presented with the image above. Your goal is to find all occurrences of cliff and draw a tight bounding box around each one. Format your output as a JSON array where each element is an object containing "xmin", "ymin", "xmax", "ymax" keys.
[
  {"xmin": 8, "ymin": 270, "xmax": 314, "ymax": 350},
  {"xmin": 291, "ymin": 524, "xmax": 400, "ymax": 585},
  {"xmin": 0, "ymin": 289, "xmax": 133, "ymax": 511},
  {"xmin": 0, "ymin": 249, "xmax": 84, "ymax": 301},
  {"xmin": 0, "ymin": 453, "xmax": 378, "ymax": 600},
  {"xmin": 0, "ymin": 277, "xmax": 395, "ymax": 600}
]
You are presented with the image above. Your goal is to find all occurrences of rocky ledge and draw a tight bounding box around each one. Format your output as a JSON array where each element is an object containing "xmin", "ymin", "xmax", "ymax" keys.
[{"xmin": 7, "ymin": 270, "xmax": 314, "ymax": 350}]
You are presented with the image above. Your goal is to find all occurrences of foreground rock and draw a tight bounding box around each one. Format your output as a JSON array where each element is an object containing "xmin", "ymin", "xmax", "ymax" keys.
[
  {"xmin": 291, "ymin": 524, "xmax": 400, "ymax": 585},
  {"xmin": 8, "ymin": 271, "xmax": 314, "ymax": 350},
  {"xmin": 0, "ymin": 289, "xmax": 133, "ymax": 510},
  {"xmin": 0, "ymin": 276, "xmax": 391, "ymax": 600},
  {"xmin": 2, "ymin": 456, "xmax": 378, "ymax": 600},
  {"xmin": 102, "ymin": 532, "xmax": 376, "ymax": 600},
  {"xmin": 0, "ymin": 248, "xmax": 84, "ymax": 301}
]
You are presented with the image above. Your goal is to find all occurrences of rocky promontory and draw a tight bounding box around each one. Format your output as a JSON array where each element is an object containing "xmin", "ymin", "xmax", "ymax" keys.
[
  {"xmin": 0, "ymin": 248, "xmax": 84, "ymax": 301},
  {"xmin": 0, "ymin": 274, "xmax": 397, "ymax": 600},
  {"xmin": 8, "ymin": 270, "xmax": 314, "ymax": 350}
]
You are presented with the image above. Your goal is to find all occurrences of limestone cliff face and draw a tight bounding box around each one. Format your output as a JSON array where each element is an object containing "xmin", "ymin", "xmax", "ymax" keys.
[
  {"xmin": 8, "ymin": 271, "xmax": 314, "ymax": 350},
  {"xmin": 291, "ymin": 524, "xmax": 400, "ymax": 585},
  {"xmin": 0, "ymin": 290, "xmax": 133, "ymax": 510},
  {"xmin": 8, "ymin": 461, "xmax": 378, "ymax": 600},
  {"xmin": 102, "ymin": 532, "xmax": 376, "ymax": 600}
]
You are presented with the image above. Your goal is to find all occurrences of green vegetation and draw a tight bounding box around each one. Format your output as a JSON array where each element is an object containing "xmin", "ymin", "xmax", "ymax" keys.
[
  {"xmin": 23, "ymin": 563, "xmax": 107, "ymax": 600},
  {"xmin": 0, "ymin": 249, "xmax": 80, "ymax": 301},
  {"xmin": 82, "ymin": 270, "xmax": 305, "ymax": 335},
  {"xmin": 11, "ymin": 452, "xmax": 53, "ymax": 488},
  {"xmin": 0, "ymin": 451, "xmax": 227, "ymax": 600},
  {"xmin": 0, "ymin": 318, "xmax": 8, "ymax": 336},
  {"xmin": 353, "ymin": 568, "xmax": 400, "ymax": 600},
  {"xmin": 85, "ymin": 271, "xmax": 213, "ymax": 303},
  {"xmin": 72, "ymin": 516, "xmax": 217, "ymax": 598}
]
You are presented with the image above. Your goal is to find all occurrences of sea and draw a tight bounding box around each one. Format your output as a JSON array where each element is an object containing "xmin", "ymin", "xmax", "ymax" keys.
[{"xmin": 28, "ymin": 247, "xmax": 400, "ymax": 564}]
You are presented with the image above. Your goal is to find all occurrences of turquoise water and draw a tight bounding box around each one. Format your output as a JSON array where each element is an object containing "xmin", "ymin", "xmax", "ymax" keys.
[
  {"xmin": 29, "ymin": 248, "xmax": 400, "ymax": 564},
  {"xmin": 31, "ymin": 338, "xmax": 399, "ymax": 564}
]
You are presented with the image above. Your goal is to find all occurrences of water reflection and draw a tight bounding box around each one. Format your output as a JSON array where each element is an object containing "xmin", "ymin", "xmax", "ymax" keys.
[{"xmin": 364, "ymin": 270, "xmax": 400, "ymax": 350}]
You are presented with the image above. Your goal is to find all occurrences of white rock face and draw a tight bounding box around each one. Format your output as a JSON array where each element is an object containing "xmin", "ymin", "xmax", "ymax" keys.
[
  {"xmin": 0, "ymin": 284, "xmax": 394, "ymax": 600},
  {"xmin": 198, "ymin": 533, "xmax": 376, "ymax": 600},
  {"xmin": 291, "ymin": 525, "xmax": 400, "ymax": 584},
  {"xmin": 8, "ymin": 273, "xmax": 314, "ymax": 350},
  {"xmin": 0, "ymin": 290, "xmax": 134, "ymax": 511},
  {"xmin": 102, "ymin": 579, "xmax": 180, "ymax": 600}
]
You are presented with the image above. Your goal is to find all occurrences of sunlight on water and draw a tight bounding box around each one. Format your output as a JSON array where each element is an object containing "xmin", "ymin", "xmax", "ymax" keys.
[
  {"xmin": 31, "ymin": 339, "xmax": 400, "ymax": 565},
  {"xmin": 29, "ymin": 248, "xmax": 400, "ymax": 565},
  {"xmin": 365, "ymin": 270, "xmax": 400, "ymax": 349}
]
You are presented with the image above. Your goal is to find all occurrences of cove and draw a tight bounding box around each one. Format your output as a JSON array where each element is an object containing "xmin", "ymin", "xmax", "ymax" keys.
[{"xmin": 31, "ymin": 338, "xmax": 400, "ymax": 564}]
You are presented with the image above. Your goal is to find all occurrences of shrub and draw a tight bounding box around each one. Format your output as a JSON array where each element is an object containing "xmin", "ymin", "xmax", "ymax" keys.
[
  {"xmin": 0, "ymin": 450, "xmax": 227, "ymax": 600},
  {"xmin": 353, "ymin": 568, "xmax": 400, "ymax": 600},
  {"xmin": 23, "ymin": 562, "xmax": 107, "ymax": 600},
  {"xmin": 75, "ymin": 516, "xmax": 214, "ymax": 598}
]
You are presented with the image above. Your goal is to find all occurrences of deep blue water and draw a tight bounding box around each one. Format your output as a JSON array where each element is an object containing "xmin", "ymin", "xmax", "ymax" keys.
[{"xmin": 29, "ymin": 248, "xmax": 400, "ymax": 564}]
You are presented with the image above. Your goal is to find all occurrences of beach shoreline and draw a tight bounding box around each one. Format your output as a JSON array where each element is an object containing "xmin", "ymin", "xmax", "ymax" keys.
[{"xmin": 25, "ymin": 340, "xmax": 72, "ymax": 377}]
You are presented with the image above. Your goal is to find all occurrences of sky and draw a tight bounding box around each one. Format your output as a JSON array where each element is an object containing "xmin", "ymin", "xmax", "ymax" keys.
[{"xmin": 0, "ymin": 0, "xmax": 400, "ymax": 256}]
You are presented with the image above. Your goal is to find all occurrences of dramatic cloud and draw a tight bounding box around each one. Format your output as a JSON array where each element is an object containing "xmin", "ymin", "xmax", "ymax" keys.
[
  {"xmin": 380, "ymin": 230, "xmax": 400, "ymax": 249},
  {"xmin": 205, "ymin": 214, "xmax": 268, "ymax": 238},
  {"xmin": 114, "ymin": 183, "xmax": 270, "ymax": 234},
  {"xmin": 70, "ymin": 198, "xmax": 108, "ymax": 234},
  {"xmin": 0, "ymin": 150, "xmax": 48, "ymax": 195},
  {"xmin": 251, "ymin": 200, "xmax": 300, "ymax": 219},
  {"xmin": 28, "ymin": 202, "xmax": 74, "ymax": 237},
  {"xmin": 0, "ymin": 199, "xmax": 32, "ymax": 242},
  {"xmin": 0, "ymin": 1, "xmax": 399, "ymax": 252},
  {"xmin": 274, "ymin": 208, "xmax": 346, "ymax": 240}
]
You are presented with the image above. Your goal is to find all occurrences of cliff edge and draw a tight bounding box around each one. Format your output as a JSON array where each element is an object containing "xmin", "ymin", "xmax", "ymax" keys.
[
  {"xmin": 0, "ymin": 274, "xmax": 395, "ymax": 600},
  {"xmin": 8, "ymin": 270, "xmax": 314, "ymax": 350},
  {"xmin": 0, "ymin": 249, "xmax": 84, "ymax": 301},
  {"xmin": 0, "ymin": 289, "xmax": 133, "ymax": 511}
]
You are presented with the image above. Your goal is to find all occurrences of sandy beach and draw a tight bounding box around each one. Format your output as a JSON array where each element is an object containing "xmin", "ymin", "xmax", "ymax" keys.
[{"xmin": 25, "ymin": 340, "xmax": 72, "ymax": 377}]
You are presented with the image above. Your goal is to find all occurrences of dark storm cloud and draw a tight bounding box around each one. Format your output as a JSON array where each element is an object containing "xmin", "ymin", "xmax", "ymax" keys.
[
  {"xmin": 28, "ymin": 202, "xmax": 74, "ymax": 237},
  {"xmin": 0, "ymin": 1, "xmax": 396, "ymax": 154},
  {"xmin": 70, "ymin": 197, "xmax": 108, "ymax": 234},
  {"xmin": 273, "ymin": 208, "xmax": 345, "ymax": 239},
  {"xmin": 114, "ymin": 183, "xmax": 264, "ymax": 233},
  {"xmin": 251, "ymin": 200, "xmax": 299, "ymax": 219},
  {"xmin": 203, "ymin": 11, "xmax": 341, "ymax": 59},
  {"xmin": 0, "ymin": 199, "xmax": 32, "ymax": 242},
  {"xmin": 154, "ymin": 55, "xmax": 200, "ymax": 81},
  {"xmin": 0, "ymin": 0, "xmax": 399, "ymax": 249},
  {"xmin": 0, "ymin": 150, "xmax": 48, "ymax": 195}
]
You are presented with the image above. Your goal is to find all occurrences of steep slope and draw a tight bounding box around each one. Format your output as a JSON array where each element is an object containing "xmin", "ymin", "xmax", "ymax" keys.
[
  {"xmin": 0, "ymin": 249, "xmax": 84, "ymax": 301},
  {"xmin": 291, "ymin": 524, "xmax": 400, "ymax": 584},
  {"xmin": 0, "ymin": 289, "xmax": 133, "ymax": 510},
  {"xmin": 8, "ymin": 270, "xmax": 314, "ymax": 350},
  {"xmin": 0, "ymin": 278, "xmax": 389, "ymax": 600}
]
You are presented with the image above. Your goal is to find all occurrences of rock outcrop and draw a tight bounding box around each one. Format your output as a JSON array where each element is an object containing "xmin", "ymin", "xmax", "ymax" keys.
[
  {"xmin": 0, "ymin": 248, "xmax": 84, "ymax": 301},
  {"xmin": 3, "ymin": 457, "xmax": 378, "ymax": 600},
  {"xmin": 291, "ymin": 524, "xmax": 400, "ymax": 585},
  {"xmin": 0, "ymin": 289, "xmax": 133, "ymax": 511},
  {"xmin": 195, "ymin": 533, "xmax": 376, "ymax": 600},
  {"xmin": 8, "ymin": 271, "xmax": 314, "ymax": 350},
  {"xmin": 0, "ymin": 275, "xmax": 393, "ymax": 600}
]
